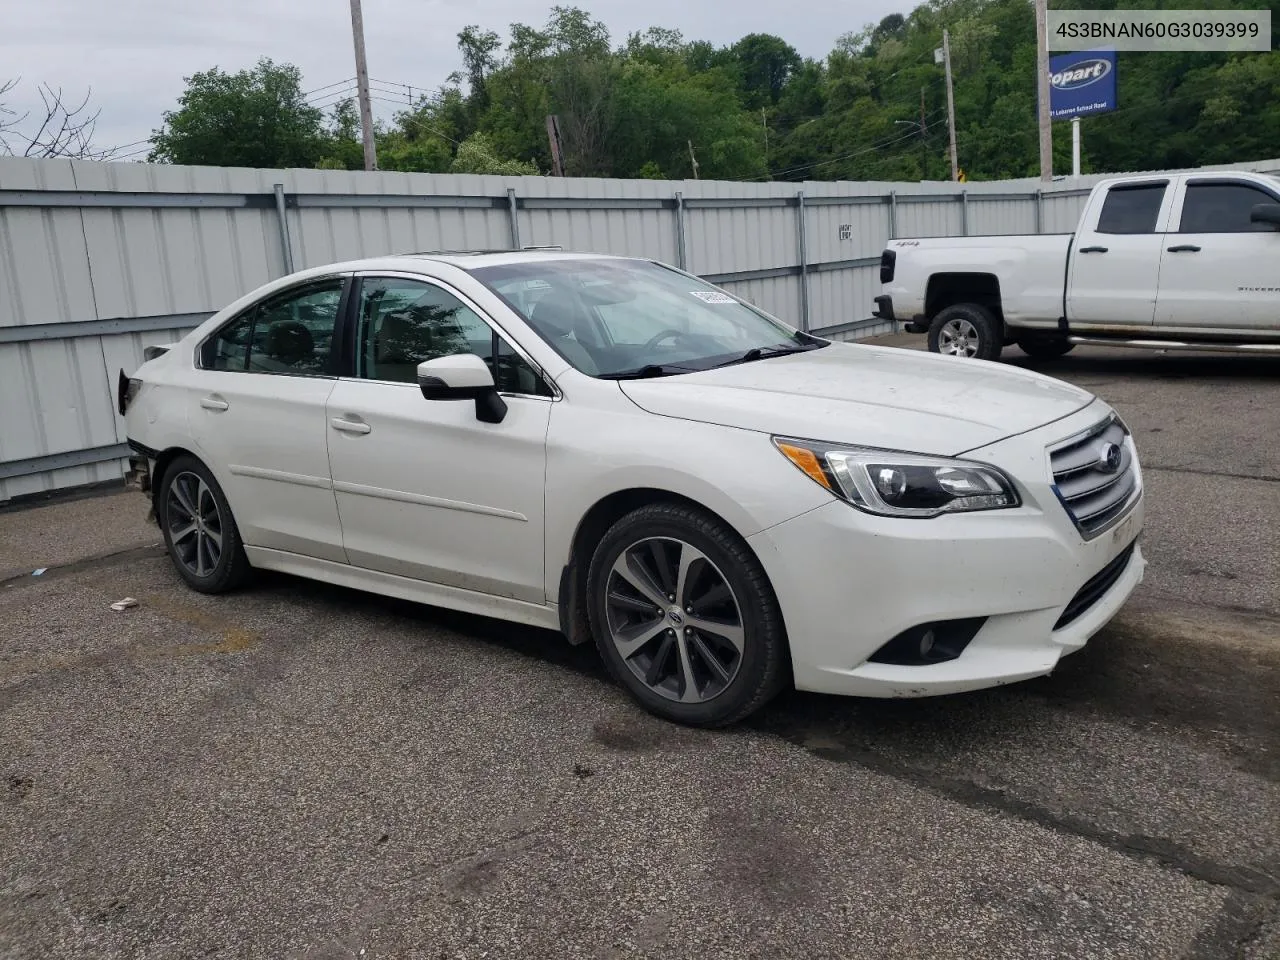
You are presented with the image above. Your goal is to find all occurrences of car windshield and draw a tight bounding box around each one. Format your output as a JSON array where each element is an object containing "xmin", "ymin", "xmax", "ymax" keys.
[{"xmin": 470, "ymin": 258, "xmax": 824, "ymax": 378}]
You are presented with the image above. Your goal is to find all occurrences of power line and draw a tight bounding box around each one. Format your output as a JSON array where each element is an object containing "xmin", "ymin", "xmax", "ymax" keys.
[
  {"xmin": 303, "ymin": 77, "xmax": 355, "ymax": 97},
  {"xmin": 114, "ymin": 144, "xmax": 154, "ymax": 162},
  {"xmin": 370, "ymin": 77, "xmax": 450, "ymax": 101},
  {"xmin": 750, "ymin": 110, "xmax": 948, "ymax": 182},
  {"xmin": 367, "ymin": 96, "xmax": 462, "ymax": 144},
  {"xmin": 307, "ymin": 84, "xmax": 357, "ymax": 104}
]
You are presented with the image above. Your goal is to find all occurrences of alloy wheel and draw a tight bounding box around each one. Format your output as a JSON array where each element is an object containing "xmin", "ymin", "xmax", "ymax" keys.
[
  {"xmin": 604, "ymin": 537, "xmax": 745, "ymax": 703},
  {"xmin": 939, "ymin": 318, "xmax": 980, "ymax": 357},
  {"xmin": 166, "ymin": 471, "xmax": 223, "ymax": 578}
]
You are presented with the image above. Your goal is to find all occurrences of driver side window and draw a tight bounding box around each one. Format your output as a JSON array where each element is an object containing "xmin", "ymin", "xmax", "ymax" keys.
[{"xmin": 356, "ymin": 277, "xmax": 552, "ymax": 397}]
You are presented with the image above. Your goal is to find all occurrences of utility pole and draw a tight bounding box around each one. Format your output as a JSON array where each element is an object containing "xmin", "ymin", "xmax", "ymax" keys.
[
  {"xmin": 920, "ymin": 86, "xmax": 928, "ymax": 179},
  {"xmin": 942, "ymin": 30, "xmax": 959, "ymax": 182},
  {"xmin": 348, "ymin": 0, "xmax": 377, "ymax": 171},
  {"xmin": 688, "ymin": 140, "xmax": 700, "ymax": 180},
  {"xmin": 545, "ymin": 115, "xmax": 565, "ymax": 177},
  {"xmin": 1035, "ymin": 0, "xmax": 1053, "ymax": 182},
  {"xmin": 762, "ymin": 108, "xmax": 770, "ymax": 179}
]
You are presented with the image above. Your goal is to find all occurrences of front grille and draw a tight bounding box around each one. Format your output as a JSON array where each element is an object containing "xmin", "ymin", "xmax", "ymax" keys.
[
  {"xmin": 1049, "ymin": 415, "xmax": 1139, "ymax": 538},
  {"xmin": 1054, "ymin": 541, "xmax": 1137, "ymax": 630}
]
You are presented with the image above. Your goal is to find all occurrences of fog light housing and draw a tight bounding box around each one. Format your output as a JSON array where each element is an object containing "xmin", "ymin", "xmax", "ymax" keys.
[{"xmin": 867, "ymin": 618, "xmax": 986, "ymax": 666}]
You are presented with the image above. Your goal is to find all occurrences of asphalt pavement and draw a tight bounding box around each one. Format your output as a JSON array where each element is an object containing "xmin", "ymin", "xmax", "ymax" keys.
[{"xmin": 1, "ymin": 336, "xmax": 1277, "ymax": 960}]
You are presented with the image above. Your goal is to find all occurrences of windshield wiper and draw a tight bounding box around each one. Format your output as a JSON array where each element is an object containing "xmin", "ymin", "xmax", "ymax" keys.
[
  {"xmin": 599, "ymin": 364, "xmax": 689, "ymax": 381},
  {"xmin": 711, "ymin": 343, "xmax": 822, "ymax": 369}
]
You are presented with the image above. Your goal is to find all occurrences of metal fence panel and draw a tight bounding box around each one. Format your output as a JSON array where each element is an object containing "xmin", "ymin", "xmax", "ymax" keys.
[
  {"xmin": 1043, "ymin": 193, "xmax": 1091, "ymax": 233},
  {"xmin": 810, "ymin": 265, "xmax": 884, "ymax": 336},
  {"xmin": 967, "ymin": 197, "xmax": 1039, "ymax": 236},
  {"xmin": 3, "ymin": 154, "xmax": 1277, "ymax": 499},
  {"xmin": 806, "ymin": 200, "xmax": 890, "ymax": 267},
  {"xmin": 895, "ymin": 198, "xmax": 965, "ymax": 238},
  {"xmin": 719, "ymin": 275, "xmax": 801, "ymax": 328}
]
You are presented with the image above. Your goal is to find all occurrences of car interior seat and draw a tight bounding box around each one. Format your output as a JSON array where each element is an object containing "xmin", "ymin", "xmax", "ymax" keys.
[{"xmin": 528, "ymin": 289, "xmax": 601, "ymax": 375}]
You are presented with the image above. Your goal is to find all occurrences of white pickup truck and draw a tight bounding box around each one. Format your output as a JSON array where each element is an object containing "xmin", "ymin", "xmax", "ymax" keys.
[{"xmin": 874, "ymin": 170, "xmax": 1280, "ymax": 361}]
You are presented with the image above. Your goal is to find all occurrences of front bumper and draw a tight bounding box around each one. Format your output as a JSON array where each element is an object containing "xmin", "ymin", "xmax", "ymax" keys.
[{"xmin": 748, "ymin": 404, "xmax": 1146, "ymax": 698}]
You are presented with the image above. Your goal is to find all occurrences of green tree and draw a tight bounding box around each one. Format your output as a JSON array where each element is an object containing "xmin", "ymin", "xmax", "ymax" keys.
[
  {"xmin": 727, "ymin": 34, "xmax": 802, "ymax": 109},
  {"xmin": 457, "ymin": 25, "xmax": 502, "ymax": 118},
  {"xmin": 450, "ymin": 132, "xmax": 539, "ymax": 175},
  {"xmin": 150, "ymin": 59, "xmax": 325, "ymax": 168},
  {"xmin": 316, "ymin": 98, "xmax": 365, "ymax": 170}
]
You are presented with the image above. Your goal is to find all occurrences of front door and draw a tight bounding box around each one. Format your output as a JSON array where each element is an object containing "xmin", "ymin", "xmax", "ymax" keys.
[
  {"xmin": 1155, "ymin": 179, "xmax": 1280, "ymax": 331},
  {"xmin": 326, "ymin": 274, "xmax": 554, "ymax": 603},
  {"xmin": 1067, "ymin": 181, "xmax": 1171, "ymax": 330},
  {"xmin": 187, "ymin": 277, "xmax": 348, "ymax": 563}
]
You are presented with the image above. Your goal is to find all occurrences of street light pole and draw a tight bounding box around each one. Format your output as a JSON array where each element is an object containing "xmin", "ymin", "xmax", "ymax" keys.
[{"xmin": 349, "ymin": 0, "xmax": 378, "ymax": 171}]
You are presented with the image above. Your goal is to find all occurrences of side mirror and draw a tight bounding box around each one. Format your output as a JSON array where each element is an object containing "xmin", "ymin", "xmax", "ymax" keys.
[
  {"xmin": 1250, "ymin": 203, "xmax": 1280, "ymax": 229},
  {"xmin": 417, "ymin": 353, "xmax": 508, "ymax": 424}
]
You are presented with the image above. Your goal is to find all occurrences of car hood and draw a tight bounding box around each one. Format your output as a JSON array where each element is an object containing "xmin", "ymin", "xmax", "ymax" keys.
[{"xmin": 618, "ymin": 342, "xmax": 1096, "ymax": 456}]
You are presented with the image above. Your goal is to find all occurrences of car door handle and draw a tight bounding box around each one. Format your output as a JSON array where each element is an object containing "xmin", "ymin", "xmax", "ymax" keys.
[
  {"xmin": 330, "ymin": 417, "xmax": 371, "ymax": 435},
  {"xmin": 1167, "ymin": 244, "xmax": 1202, "ymax": 253},
  {"xmin": 1078, "ymin": 246, "xmax": 1108, "ymax": 253},
  {"xmin": 200, "ymin": 396, "xmax": 229, "ymax": 411}
]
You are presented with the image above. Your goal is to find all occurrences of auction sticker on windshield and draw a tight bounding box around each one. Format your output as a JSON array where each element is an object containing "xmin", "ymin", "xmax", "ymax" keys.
[{"xmin": 690, "ymin": 291, "xmax": 736, "ymax": 304}]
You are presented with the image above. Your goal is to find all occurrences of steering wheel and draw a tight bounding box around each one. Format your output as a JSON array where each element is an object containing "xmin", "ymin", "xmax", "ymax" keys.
[{"xmin": 641, "ymin": 328, "xmax": 692, "ymax": 351}]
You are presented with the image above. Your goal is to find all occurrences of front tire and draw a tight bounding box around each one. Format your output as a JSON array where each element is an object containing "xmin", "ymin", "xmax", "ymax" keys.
[
  {"xmin": 1016, "ymin": 336, "xmax": 1076, "ymax": 360},
  {"xmin": 158, "ymin": 455, "xmax": 251, "ymax": 594},
  {"xmin": 586, "ymin": 503, "xmax": 788, "ymax": 727},
  {"xmin": 928, "ymin": 303, "xmax": 1003, "ymax": 361}
]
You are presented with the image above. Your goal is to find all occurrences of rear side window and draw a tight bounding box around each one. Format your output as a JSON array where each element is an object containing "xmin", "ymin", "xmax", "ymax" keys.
[
  {"xmin": 202, "ymin": 279, "xmax": 343, "ymax": 375},
  {"xmin": 1179, "ymin": 182, "xmax": 1277, "ymax": 233},
  {"xmin": 1096, "ymin": 185, "xmax": 1166, "ymax": 234}
]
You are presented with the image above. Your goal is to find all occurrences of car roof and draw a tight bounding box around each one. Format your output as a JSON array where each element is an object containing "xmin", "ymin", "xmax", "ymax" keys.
[{"xmin": 321, "ymin": 250, "xmax": 635, "ymax": 275}]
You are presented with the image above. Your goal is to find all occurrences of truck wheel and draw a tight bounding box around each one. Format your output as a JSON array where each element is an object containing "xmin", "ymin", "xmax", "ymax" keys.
[
  {"xmin": 928, "ymin": 304, "xmax": 1002, "ymax": 361},
  {"xmin": 1017, "ymin": 337, "xmax": 1076, "ymax": 361}
]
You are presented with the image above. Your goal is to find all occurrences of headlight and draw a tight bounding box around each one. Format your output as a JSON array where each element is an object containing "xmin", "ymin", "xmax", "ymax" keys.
[{"xmin": 774, "ymin": 437, "xmax": 1020, "ymax": 518}]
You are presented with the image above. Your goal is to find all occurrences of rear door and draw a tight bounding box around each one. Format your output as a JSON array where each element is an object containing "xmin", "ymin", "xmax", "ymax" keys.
[
  {"xmin": 1154, "ymin": 178, "xmax": 1280, "ymax": 331},
  {"xmin": 187, "ymin": 277, "xmax": 348, "ymax": 562},
  {"xmin": 1067, "ymin": 180, "xmax": 1174, "ymax": 329}
]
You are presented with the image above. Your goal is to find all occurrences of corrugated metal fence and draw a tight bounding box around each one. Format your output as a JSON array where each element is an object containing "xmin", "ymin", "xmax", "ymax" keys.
[{"xmin": 2, "ymin": 155, "xmax": 1277, "ymax": 500}]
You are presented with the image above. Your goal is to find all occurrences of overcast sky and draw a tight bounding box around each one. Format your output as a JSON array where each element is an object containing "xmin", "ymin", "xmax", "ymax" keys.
[{"xmin": 2, "ymin": 0, "xmax": 905, "ymax": 159}]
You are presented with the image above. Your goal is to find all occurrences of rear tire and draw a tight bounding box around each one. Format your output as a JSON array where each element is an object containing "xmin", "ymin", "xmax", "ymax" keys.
[
  {"xmin": 1017, "ymin": 336, "xmax": 1076, "ymax": 360},
  {"xmin": 928, "ymin": 303, "xmax": 1003, "ymax": 361},
  {"xmin": 158, "ymin": 455, "xmax": 251, "ymax": 594},
  {"xmin": 586, "ymin": 502, "xmax": 788, "ymax": 727}
]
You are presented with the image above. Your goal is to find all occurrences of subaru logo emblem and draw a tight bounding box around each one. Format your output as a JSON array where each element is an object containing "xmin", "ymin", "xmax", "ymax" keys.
[{"xmin": 1098, "ymin": 442, "xmax": 1122, "ymax": 473}]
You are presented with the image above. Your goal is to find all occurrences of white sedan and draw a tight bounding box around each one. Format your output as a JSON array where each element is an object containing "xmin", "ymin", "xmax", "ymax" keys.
[{"xmin": 119, "ymin": 251, "xmax": 1146, "ymax": 726}]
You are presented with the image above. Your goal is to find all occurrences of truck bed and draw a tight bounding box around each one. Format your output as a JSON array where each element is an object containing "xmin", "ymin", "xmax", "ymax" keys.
[{"xmin": 883, "ymin": 234, "xmax": 1074, "ymax": 328}]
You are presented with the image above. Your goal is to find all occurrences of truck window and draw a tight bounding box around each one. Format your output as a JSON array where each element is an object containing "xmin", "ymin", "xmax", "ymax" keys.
[
  {"xmin": 1095, "ymin": 184, "xmax": 1165, "ymax": 234},
  {"xmin": 1095, "ymin": 185, "xmax": 1167, "ymax": 235},
  {"xmin": 1179, "ymin": 182, "xmax": 1278, "ymax": 233}
]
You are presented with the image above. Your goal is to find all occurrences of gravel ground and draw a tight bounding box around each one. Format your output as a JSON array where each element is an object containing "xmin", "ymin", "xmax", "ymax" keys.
[{"xmin": 1, "ymin": 338, "xmax": 1276, "ymax": 960}]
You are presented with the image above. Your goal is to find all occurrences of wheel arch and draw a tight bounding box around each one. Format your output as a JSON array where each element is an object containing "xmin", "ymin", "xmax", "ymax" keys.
[
  {"xmin": 148, "ymin": 445, "xmax": 205, "ymax": 517},
  {"xmin": 925, "ymin": 273, "xmax": 1005, "ymax": 331},
  {"xmin": 556, "ymin": 487, "xmax": 786, "ymax": 657}
]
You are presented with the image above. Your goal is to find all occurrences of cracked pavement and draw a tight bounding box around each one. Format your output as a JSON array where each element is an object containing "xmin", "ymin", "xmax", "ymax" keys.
[{"xmin": 1, "ymin": 339, "xmax": 1277, "ymax": 959}]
